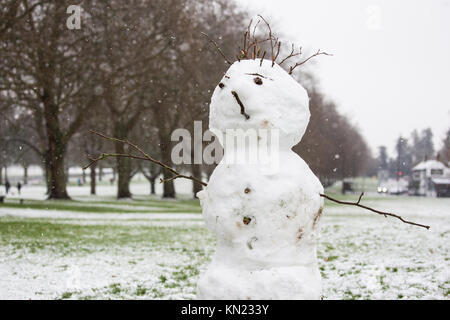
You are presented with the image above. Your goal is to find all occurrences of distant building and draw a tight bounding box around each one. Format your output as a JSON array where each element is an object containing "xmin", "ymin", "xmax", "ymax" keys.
[{"xmin": 409, "ymin": 160, "xmax": 450, "ymax": 197}]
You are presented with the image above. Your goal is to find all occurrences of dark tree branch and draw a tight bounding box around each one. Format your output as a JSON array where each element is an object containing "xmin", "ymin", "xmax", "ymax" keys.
[
  {"xmin": 83, "ymin": 130, "xmax": 207, "ymax": 187},
  {"xmin": 201, "ymin": 32, "xmax": 232, "ymax": 65},
  {"xmin": 320, "ymin": 192, "xmax": 430, "ymax": 229},
  {"xmin": 279, "ymin": 44, "xmax": 302, "ymax": 66},
  {"xmin": 260, "ymin": 51, "xmax": 266, "ymax": 66},
  {"xmin": 288, "ymin": 49, "xmax": 333, "ymax": 74},
  {"xmin": 83, "ymin": 153, "xmax": 149, "ymax": 169},
  {"xmin": 257, "ymin": 15, "xmax": 275, "ymax": 64}
]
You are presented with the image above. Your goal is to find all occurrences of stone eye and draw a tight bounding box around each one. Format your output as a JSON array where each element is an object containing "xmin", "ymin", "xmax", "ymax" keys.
[
  {"xmin": 218, "ymin": 82, "xmax": 225, "ymax": 88},
  {"xmin": 254, "ymin": 77, "xmax": 263, "ymax": 85}
]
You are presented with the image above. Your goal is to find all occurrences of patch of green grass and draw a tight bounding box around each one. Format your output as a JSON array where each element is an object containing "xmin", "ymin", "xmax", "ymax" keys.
[
  {"xmin": 0, "ymin": 199, "xmax": 201, "ymax": 214},
  {"xmin": 109, "ymin": 283, "xmax": 121, "ymax": 295},
  {"xmin": 325, "ymin": 255, "xmax": 339, "ymax": 262},
  {"xmin": 406, "ymin": 266, "xmax": 424, "ymax": 272},
  {"xmin": 0, "ymin": 217, "xmax": 213, "ymax": 253},
  {"xmin": 385, "ymin": 266, "xmax": 398, "ymax": 272},
  {"xmin": 438, "ymin": 281, "xmax": 450, "ymax": 297},
  {"xmin": 135, "ymin": 285, "xmax": 147, "ymax": 296},
  {"xmin": 343, "ymin": 289, "xmax": 362, "ymax": 300},
  {"xmin": 60, "ymin": 291, "xmax": 74, "ymax": 299},
  {"xmin": 150, "ymin": 288, "xmax": 164, "ymax": 298}
]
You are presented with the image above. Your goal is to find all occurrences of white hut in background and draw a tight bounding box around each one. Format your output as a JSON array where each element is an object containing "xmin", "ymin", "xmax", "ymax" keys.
[{"xmin": 409, "ymin": 160, "xmax": 450, "ymax": 197}]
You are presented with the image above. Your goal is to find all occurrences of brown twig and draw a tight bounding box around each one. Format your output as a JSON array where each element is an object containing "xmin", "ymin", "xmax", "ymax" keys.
[
  {"xmin": 231, "ymin": 91, "xmax": 250, "ymax": 120},
  {"xmin": 83, "ymin": 153, "xmax": 149, "ymax": 169},
  {"xmin": 258, "ymin": 15, "xmax": 275, "ymax": 64},
  {"xmin": 245, "ymin": 19, "xmax": 253, "ymax": 56},
  {"xmin": 83, "ymin": 130, "xmax": 208, "ymax": 187},
  {"xmin": 260, "ymin": 51, "xmax": 266, "ymax": 66},
  {"xmin": 279, "ymin": 44, "xmax": 302, "ymax": 66},
  {"xmin": 245, "ymin": 73, "xmax": 273, "ymax": 80},
  {"xmin": 320, "ymin": 192, "xmax": 430, "ymax": 230},
  {"xmin": 252, "ymin": 19, "xmax": 260, "ymax": 39},
  {"xmin": 288, "ymin": 49, "xmax": 332, "ymax": 74},
  {"xmin": 201, "ymin": 32, "xmax": 232, "ymax": 65},
  {"xmin": 273, "ymin": 41, "xmax": 281, "ymax": 66},
  {"xmin": 243, "ymin": 32, "xmax": 248, "ymax": 58}
]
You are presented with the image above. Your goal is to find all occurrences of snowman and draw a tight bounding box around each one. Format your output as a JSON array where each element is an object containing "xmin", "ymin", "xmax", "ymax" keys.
[{"xmin": 196, "ymin": 58, "xmax": 324, "ymax": 300}]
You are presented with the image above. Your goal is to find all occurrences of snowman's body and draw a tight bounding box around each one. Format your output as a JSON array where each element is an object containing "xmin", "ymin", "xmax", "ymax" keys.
[{"xmin": 197, "ymin": 59, "xmax": 324, "ymax": 300}]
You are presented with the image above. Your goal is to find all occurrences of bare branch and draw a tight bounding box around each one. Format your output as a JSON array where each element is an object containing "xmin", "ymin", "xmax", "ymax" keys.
[
  {"xmin": 320, "ymin": 193, "xmax": 430, "ymax": 230},
  {"xmin": 257, "ymin": 15, "xmax": 275, "ymax": 63},
  {"xmin": 260, "ymin": 51, "xmax": 266, "ymax": 67},
  {"xmin": 279, "ymin": 44, "xmax": 302, "ymax": 66},
  {"xmin": 288, "ymin": 49, "xmax": 332, "ymax": 74},
  {"xmin": 273, "ymin": 41, "xmax": 281, "ymax": 66},
  {"xmin": 160, "ymin": 175, "xmax": 182, "ymax": 184},
  {"xmin": 201, "ymin": 32, "xmax": 232, "ymax": 65},
  {"xmin": 83, "ymin": 153, "xmax": 148, "ymax": 170},
  {"xmin": 83, "ymin": 130, "xmax": 208, "ymax": 187}
]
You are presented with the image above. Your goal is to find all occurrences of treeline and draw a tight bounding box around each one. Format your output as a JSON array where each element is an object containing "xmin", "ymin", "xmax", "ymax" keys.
[
  {"xmin": 0, "ymin": 0, "xmax": 372, "ymax": 199},
  {"xmin": 376, "ymin": 127, "xmax": 450, "ymax": 178},
  {"xmin": 294, "ymin": 79, "xmax": 372, "ymax": 186}
]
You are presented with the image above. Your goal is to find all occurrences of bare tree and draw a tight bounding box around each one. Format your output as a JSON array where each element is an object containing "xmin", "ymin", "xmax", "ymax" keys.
[
  {"xmin": 83, "ymin": 0, "xmax": 194, "ymax": 198},
  {"xmin": 0, "ymin": 1, "xmax": 101, "ymax": 199}
]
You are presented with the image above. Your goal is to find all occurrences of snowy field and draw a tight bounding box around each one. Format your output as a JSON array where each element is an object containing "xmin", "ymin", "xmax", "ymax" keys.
[{"xmin": 0, "ymin": 181, "xmax": 449, "ymax": 300}]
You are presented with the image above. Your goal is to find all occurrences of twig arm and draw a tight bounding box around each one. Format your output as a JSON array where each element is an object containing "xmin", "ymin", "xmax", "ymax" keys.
[
  {"xmin": 83, "ymin": 130, "xmax": 208, "ymax": 187},
  {"xmin": 320, "ymin": 193, "xmax": 430, "ymax": 230}
]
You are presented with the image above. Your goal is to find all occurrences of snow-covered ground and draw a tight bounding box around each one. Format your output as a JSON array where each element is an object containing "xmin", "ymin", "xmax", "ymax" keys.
[{"xmin": 0, "ymin": 184, "xmax": 448, "ymax": 300}]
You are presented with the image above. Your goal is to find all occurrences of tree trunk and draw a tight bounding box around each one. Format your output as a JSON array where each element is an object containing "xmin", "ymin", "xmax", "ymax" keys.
[
  {"xmin": 150, "ymin": 178, "xmax": 156, "ymax": 195},
  {"xmin": 90, "ymin": 163, "xmax": 96, "ymax": 195},
  {"xmin": 42, "ymin": 157, "xmax": 51, "ymax": 195},
  {"xmin": 191, "ymin": 164, "xmax": 202, "ymax": 198},
  {"xmin": 160, "ymin": 142, "xmax": 175, "ymax": 198},
  {"xmin": 82, "ymin": 169, "xmax": 86, "ymax": 184},
  {"xmin": 23, "ymin": 165, "xmax": 28, "ymax": 184},
  {"xmin": 114, "ymin": 123, "xmax": 132, "ymax": 198},
  {"xmin": 117, "ymin": 160, "xmax": 132, "ymax": 198},
  {"xmin": 0, "ymin": 167, "xmax": 3, "ymax": 185},
  {"xmin": 47, "ymin": 150, "xmax": 69, "ymax": 199},
  {"xmin": 44, "ymin": 132, "xmax": 69, "ymax": 199},
  {"xmin": 42, "ymin": 89, "xmax": 70, "ymax": 199},
  {"xmin": 99, "ymin": 165, "xmax": 103, "ymax": 181}
]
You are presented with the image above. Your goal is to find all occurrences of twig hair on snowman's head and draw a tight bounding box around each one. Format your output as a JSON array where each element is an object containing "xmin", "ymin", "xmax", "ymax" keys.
[{"xmin": 201, "ymin": 15, "xmax": 332, "ymax": 74}]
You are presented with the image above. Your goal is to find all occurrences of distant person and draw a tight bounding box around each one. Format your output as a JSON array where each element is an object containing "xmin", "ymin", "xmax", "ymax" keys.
[
  {"xmin": 17, "ymin": 182, "xmax": 22, "ymax": 195},
  {"xmin": 5, "ymin": 180, "xmax": 10, "ymax": 194},
  {"xmin": 110, "ymin": 178, "xmax": 114, "ymax": 185},
  {"xmin": 77, "ymin": 178, "xmax": 82, "ymax": 186}
]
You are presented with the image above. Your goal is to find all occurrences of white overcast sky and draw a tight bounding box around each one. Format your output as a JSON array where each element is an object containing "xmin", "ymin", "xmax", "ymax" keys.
[{"xmin": 234, "ymin": 0, "xmax": 450, "ymax": 156}]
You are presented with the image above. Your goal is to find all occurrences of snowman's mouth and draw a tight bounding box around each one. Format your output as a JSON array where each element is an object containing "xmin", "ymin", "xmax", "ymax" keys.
[{"xmin": 231, "ymin": 91, "xmax": 250, "ymax": 120}]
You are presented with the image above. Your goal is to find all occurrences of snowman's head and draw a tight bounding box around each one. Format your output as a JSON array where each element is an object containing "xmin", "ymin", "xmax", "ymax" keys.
[{"xmin": 209, "ymin": 59, "xmax": 310, "ymax": 148}]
